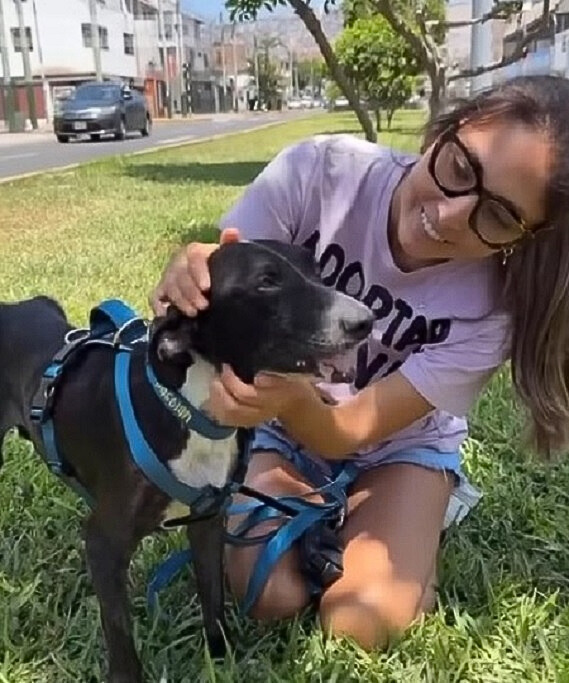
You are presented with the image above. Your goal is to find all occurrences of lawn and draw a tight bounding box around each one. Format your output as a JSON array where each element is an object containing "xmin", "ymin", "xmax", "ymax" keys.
[{"xmin": 1, "ymin": 110, "xmax": 568, "ymax": 682}]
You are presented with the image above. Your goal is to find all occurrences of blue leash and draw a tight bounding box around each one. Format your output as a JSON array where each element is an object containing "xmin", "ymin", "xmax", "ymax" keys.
[{"xmin": 147, "ymin": 464, "xmax": 357, "ymax": 616}]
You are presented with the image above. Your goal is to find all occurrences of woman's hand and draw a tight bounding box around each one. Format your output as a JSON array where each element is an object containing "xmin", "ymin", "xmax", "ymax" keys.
[
  {"xmin": 206, "ymin": 365, "xmax": 310, "ymax": 428},
  {"xmin": 150, "ymin": 227, "xmax": 241, "ymax": 316}
]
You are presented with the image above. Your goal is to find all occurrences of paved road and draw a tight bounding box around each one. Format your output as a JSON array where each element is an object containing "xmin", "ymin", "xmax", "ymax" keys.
[{"xmin": 0, "ymin": 111, "xmax": 312, "ymax": 181}]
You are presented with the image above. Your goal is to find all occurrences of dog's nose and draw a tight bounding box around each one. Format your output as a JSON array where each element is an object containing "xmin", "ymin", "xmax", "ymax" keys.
[{"xmin": 340, "ymin": 309, "xmax": 374, "ymax": 340}]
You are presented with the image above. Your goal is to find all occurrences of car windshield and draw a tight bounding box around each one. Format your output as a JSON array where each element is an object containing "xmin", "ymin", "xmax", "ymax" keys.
[{"xmin": 74, "ymin": 85, "xmax": 120, "ymax": 102}]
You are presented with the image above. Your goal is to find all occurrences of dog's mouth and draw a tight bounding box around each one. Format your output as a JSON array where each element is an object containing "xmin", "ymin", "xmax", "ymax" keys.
[{"xmin": 269, "ymin": 343, "xmax": 359, "ymax": 384}]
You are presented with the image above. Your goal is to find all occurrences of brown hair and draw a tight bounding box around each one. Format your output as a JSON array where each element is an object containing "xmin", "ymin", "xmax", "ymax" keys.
[{"xmin": 424, "ymin": 75, "xmax": 569, "ymax": 458}]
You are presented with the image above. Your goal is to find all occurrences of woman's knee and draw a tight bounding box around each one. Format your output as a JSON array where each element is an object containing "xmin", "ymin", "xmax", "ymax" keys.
[
  {"xmin": 318, "ymin": 579, "xmax": 427, "ymax": 650},
  {"xmin": 225, "ymin": 449, "xmax": 316, "ymax": 621},
  {"xmin": 226, "ymin": 542, "xmax": 310, "ymax": 620}
]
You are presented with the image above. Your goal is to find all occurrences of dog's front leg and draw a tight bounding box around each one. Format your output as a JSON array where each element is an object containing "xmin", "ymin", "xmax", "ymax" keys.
[
  {"xmin": 186, "ymin": 513, "xmax": 229, "ymax": 658},
  {"xmin": 84, "ymin": 514, "xmax": 142, "ymax": 683}
]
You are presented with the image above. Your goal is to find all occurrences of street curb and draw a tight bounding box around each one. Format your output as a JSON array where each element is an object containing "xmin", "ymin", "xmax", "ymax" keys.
[{"xmin": 0, "ymin": 115, "xmax": 310, "ymax": 185}]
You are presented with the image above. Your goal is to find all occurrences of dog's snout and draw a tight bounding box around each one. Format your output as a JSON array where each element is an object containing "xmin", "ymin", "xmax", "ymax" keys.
[
  {"xmin": 325, "ymin": 292, "xmax": 374, "ymax": 347},
  {"xmin": 340, "ymin": 311, "xmax": 374, "ymax": 340},
  {"xmin": 339, "ymin": 305, "xmax": 374, "ymax": 341}
]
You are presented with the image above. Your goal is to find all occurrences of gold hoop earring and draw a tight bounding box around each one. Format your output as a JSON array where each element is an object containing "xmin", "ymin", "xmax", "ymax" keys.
[{"xmin": 501, "ymin": 247, "xmax": 514, "ymax": 265}]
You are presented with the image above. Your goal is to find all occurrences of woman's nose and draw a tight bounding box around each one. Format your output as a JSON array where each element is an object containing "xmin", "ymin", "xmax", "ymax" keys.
[{"xmin": 437, "ymin": 195, "xmax": 478, "ymax": 233}]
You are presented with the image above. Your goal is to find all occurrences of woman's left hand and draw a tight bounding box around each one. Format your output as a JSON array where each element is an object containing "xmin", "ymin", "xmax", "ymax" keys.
[{"xmin": 206, "ymin": 365, "xmax": 308, "ymax": 428}]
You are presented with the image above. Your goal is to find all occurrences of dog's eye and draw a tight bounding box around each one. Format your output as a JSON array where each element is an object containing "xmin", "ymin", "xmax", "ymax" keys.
[{"xmin": 257, "ymin": 270, "xmax": 281, "ymax": 291}]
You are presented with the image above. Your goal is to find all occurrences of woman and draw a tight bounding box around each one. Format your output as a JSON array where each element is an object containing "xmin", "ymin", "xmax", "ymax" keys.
[{"xmin": 151, "ymin": 75, "xmax": 569, "ymax": 650}]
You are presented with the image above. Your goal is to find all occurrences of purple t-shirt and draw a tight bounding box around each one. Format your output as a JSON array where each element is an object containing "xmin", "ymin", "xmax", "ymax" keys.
[{"xmin": 220, "ymin": 134, "xmax": 510, "ymax": 460}]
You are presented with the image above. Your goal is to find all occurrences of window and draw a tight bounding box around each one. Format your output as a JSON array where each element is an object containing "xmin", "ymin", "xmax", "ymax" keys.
[
  {"xmin": 99, "ymin": 26, "xmax": 109, "ymax": 50},
  {"xmin": 81, "ymin": 24, "xmax": 109, "ymax": 50},
  {"xmin": 10, "ymin": 27, "xmax": 33, "ymax": 52},
  {"xmin": 124, "ymin": 32, "xmax": 134, "ymax": 55},
  {"xmin": 81, "ymin": 23, "xmax": 92, "ymax": 47}
]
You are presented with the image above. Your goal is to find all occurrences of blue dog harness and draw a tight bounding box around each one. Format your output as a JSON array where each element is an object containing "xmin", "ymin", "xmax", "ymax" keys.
[{"xmin": 29, "ymin": 299, "xmax": 355, "ymax": 616}]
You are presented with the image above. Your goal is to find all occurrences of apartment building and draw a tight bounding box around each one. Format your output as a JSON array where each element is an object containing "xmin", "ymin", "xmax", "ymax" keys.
[
  {"xmin": 495, "ymin": 0, "xmax": 569, "ymax": 81},
  {"xmin": 0, "ymin": 0, "xmax": 218, "ymax": 127}
]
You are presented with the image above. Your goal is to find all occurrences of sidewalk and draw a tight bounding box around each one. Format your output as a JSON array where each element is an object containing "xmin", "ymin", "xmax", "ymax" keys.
[{"xmin": 0, "ymin": 110, "xmax": 275, "ymax": 135}]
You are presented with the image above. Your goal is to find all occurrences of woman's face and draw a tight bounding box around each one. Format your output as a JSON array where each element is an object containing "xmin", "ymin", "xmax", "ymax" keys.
[{"xmin": 391, "ymin": 120, "xmax": 552, "ymax": 270}]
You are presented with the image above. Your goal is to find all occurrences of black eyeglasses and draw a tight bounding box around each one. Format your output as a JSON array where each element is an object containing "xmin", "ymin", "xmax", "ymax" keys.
[{"xmin": 428, "ymin": 128, "xmax": 547, "ymax": 249}]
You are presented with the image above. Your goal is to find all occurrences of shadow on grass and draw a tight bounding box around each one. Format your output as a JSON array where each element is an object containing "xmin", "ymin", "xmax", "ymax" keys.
[
  {"xmin": 126, "ymin": 160, "xmax": 267, "ymax": 187},
  {"xmin": 316, "ymin": 126, "xmax": 421, "ymax": 137}
]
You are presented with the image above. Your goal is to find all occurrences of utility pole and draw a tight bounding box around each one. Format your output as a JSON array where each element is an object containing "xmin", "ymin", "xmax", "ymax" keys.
[
  {"xmin": 88, "ymin": 0, "xmax": 103, "ymax": 81},
  {"xmin": 253, "ymin": 33, "xmax": 259, "ymax": 104},
  {"xmin": 0, "ymin": 0, "xmax": 16, "ymax": 131},
  {"xmin": 31, "ymin": 0, "xmax": 51, "ymax": 122},
  {"xmin": 15, "ymin": 0, "xmax": 37, "ymax": 128},
  {"xmin": 157, "ymin": 0, "xmax": 171, "ymax": 117},
  {"xmin": 231, "ymin": 21, "xmax": 238, "ymax": 112},
  {"xmin": 469, "ymin": 0, "xmax": 493, "ymax": 94},
  {"xmin": 220, "ymin": 19, "xmax": 227, "ymax": 112},
  {"xmin": 175, "ymin": 0, "xmax": 185, "ymax": 115}
]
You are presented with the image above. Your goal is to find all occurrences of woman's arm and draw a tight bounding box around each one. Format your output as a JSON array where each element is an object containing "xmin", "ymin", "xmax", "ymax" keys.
[
  {"xmin": 208, "ymin": 366, "xmax": 432, "ymax": 460},
  {"xmin": 277, "ymin": 371, "xmax": 433, "ymax": 458}
]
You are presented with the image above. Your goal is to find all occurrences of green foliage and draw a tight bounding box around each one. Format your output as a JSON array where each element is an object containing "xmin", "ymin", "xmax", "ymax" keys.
[
  {"xmin": 226, "ymin": 0, "xmax": 340, "ymax": 22},
  {"xmin": 335, "ymin": 14, "xmax": 418, "ymax": 119},
  {"xmin": 342, "ymin": 0, "xmax": 446, "ymax": 43},
  {"xmin": 226, "ymin": 0, "xmax": 292, "ymax": 21},
  {"xmin": 249, "ymin": 36, "xmax": 286, "ymax": 105},
  {"xmin": 296, "ymin": 58, "xmax": 327, "ymax": 94}
]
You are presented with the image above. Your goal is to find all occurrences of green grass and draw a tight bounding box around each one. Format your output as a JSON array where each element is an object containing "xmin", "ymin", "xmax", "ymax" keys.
[{"xmin": 1, "ymin": 109, "xmax": 569, "ymax": 682}]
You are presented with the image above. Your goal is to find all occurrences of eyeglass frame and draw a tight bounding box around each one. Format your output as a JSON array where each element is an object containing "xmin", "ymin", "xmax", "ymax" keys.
[{"xmin": 428, "ymin": 126, "xmax": 548, "ymax": 250}]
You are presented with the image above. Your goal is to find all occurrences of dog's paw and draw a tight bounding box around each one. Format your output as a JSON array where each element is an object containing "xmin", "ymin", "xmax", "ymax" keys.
[{"xmin": 206, "ymin": 632, "xmax": 230, "ymax": 660}]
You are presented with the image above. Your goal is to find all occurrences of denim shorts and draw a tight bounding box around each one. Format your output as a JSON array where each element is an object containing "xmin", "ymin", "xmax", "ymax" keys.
[{"xmin": 248, "ymin": 424, "xmax": 482, "ymax": 530}]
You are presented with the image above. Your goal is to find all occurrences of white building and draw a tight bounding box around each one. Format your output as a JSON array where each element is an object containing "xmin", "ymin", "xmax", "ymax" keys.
[
  {"xmin": 0, "ymin": 0, "xmax": 139, "ymax": 121},
  {"xmin": 0, "ymin": 0, "xmax": 220, "ymax": 127}
]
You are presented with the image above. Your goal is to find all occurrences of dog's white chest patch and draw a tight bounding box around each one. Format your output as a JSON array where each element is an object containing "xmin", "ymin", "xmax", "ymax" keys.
[{"xmin": 167, "ymin": 358, "xmax": 238, "ymax": 491}]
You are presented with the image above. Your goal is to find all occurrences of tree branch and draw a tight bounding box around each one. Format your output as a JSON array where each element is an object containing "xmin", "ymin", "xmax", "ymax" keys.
[
  {"xmin": 427, "ymin": 1, "xmax": 522, "ymax": 29},
  {"xmin": 368, "ymin": 0, "xmax": 430, "ymax": 66},
  {"xmin": 287, "ymin": 0, "xmax": 377, "ymax": 141},
  {"xmin": 447, "ymin": 0, "xmax": 551, "ymax": 82}
]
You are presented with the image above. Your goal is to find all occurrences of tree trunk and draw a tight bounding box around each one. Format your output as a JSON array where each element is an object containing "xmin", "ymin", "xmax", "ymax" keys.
[
  {"xmin": 374, "ymin": 108, "xmax": 381, "ymax": 132},
  {"xmin": 386, "ymin": 109, "xmax": 394, "ymax": 130},
  {"xmin": 288, "ymin": 0, "xmax": 376, "ymax": 142},
  {"xmin": 426, "ymin": 63, "xmax": 446, "ymax": 120}
]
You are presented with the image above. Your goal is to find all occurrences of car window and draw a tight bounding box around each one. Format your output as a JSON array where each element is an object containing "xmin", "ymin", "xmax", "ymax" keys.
[{"xmin": 74, "ymin": 85, "xmax": 120, "ymax": 102}]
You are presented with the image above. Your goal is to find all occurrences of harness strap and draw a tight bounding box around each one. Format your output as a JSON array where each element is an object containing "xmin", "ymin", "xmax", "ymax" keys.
[
  {"xmin": 115, "ymin": 350, "xmax": 229, "ymax": 518},
  {"xmin": 30, "ymin": 300, "xmax": 147, "ymax": 506},
  {"xmin": 145, "ymin": 364, "xmax": 235, "ymax": 441},
  {"xmin": 89, "ymin": 298, "xmax": 148, "ymax": 343}
]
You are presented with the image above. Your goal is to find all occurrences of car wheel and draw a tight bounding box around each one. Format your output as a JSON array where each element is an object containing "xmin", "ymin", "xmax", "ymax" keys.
[
  {"xmin": 56, "ymin": 134, "xmax": 69, "ymax": 143},
  {"xmin": 90, "ymin": 133, "xmax": 101, "ymax": 142},
  {"xmin": 140, "ymin": 115, "xmax": 151, "ymax": 137},
  {"xmin": 114, "ymin": 118, "xmax": 126, "ymax": 141}
]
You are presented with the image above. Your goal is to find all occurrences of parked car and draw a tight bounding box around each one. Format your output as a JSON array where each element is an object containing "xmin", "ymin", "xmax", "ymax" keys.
[
  {"xmin": 53, "ymin": 82, "xmax": 152, "ymax": 143},
  {"xmin": 330, "ymin": 96, "xmax": 350, "ymax": 111},
  {"xmin": 287, "ymin": 97, "xmax": 303, "ymax": 110}
]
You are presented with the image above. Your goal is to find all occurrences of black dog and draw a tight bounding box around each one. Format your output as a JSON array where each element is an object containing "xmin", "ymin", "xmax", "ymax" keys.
[{"xmin": 0, "ymin": 240, "xmax": 373, "ymax": 683}]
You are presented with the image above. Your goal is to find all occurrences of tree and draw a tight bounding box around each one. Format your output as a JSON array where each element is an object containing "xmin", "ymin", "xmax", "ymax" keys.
[
  {"xmin": 344, "ymin": 0, "xmax": 553, "ymax": 117},
  {"xmin": 335, "ymin": 15, "xmax": 418, "ymax": 132},
  {"xmin": 226, "ymin": 0, "xmax": 377, "ymax": 142},
  {"xmin": 296, "ymin": 57, "xmax": 326, "ymax": 95},
  {"xmin": 250, "ymin": 36, "xmax": 284, "ymax": 108},
  {"xmin": 226, "ymin": 0, "xmax": 554, "ymax": 131}
]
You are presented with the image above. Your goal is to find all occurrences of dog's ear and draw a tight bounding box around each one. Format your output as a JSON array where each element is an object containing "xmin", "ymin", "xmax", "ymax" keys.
[{"xmin": 149, "ymin": 306, "xmax": 197, "ymax": 366}]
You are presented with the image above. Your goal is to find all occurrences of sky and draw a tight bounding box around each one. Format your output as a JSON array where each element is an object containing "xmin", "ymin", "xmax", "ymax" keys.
[{"xmin": 183, "ymin": 0, "xmax": 325, "ymax": 21}]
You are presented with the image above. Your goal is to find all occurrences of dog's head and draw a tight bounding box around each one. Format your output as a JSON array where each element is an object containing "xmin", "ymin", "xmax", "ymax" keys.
[{"xmin": 150, "ymin": 240, "xmax": 373, "ymax": 383}]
